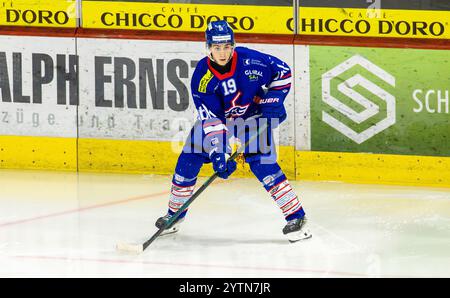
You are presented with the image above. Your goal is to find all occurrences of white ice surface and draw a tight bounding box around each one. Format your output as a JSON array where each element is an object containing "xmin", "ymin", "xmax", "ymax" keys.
[{"xmin": 0, "ymin": 169, "xmax": 449, "ymax": 278}]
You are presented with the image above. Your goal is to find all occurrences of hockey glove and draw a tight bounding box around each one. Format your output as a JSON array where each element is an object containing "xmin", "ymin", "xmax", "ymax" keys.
[{"xmin": 211, "ymin": 152, "xmax": 237, "ymax": 179}]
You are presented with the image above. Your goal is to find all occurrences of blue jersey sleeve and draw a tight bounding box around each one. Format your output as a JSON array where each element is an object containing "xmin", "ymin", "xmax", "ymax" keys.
[
  {"xmin": 252, "ymin": 52, "xmax": 292, "ymax": 126},
  {"xmin": 263, "ymin": 54, "xmax": 292, "ymax": 103},
  {"xmin": 190, "ymin": 62, "xmax": 230, "ymax": 157}
]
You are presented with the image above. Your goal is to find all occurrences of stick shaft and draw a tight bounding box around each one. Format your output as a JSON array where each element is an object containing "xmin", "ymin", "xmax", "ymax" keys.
[{"xmin": 143, "ymin": 172, "xmax": 219, "ymax": 250}]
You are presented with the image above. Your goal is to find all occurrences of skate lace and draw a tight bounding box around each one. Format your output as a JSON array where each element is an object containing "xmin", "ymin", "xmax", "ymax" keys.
[
  {"xmin": 164, "ymin": 214, "xmax": 183, "ymax": 224},
  {"xmin": 288, "ymin": 218, "xmax": 303, "ymax": 227},
  {"xmin": 287, "ymin": 219, "xmax": 297, "ymax": 226}
]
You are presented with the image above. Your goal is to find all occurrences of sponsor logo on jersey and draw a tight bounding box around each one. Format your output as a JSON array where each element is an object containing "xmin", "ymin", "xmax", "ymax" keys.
[
  {"xmin": 258, "ymin": 97, "xmax": 280, "ymax": 104},
  {"xmin": 245, "ymin": 69, "xmax": 263, "ymax": 82},
  {"xmin": 198, "ymin": 69, "xmax": 214, "ymax": 93},
  {"xmin": 244, "ymin": 69, "xmax": 263, "ymax": 76},
  {"xmin": 243, "ymin": 58, "xmax": 268, "ymax": 68},
  {"xmin": 248, "ymin": 74, "xmax": 258, "ymax": 81},
  {"xmin": 253, "ymin": 96, "xmax": 280, "ymax": 104}
]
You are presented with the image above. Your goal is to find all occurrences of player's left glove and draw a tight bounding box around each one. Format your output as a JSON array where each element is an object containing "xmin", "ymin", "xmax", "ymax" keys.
[{"xmin": 211, "ymin": 152, "xmax": 237, "ymax": 179}]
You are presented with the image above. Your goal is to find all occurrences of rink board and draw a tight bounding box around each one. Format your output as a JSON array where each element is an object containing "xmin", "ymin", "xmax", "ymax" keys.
[
  {"xmin": 0, "ymin": 35, "xmax": 77, "ymax": 171},
  {"xmin": 296, "ymin": 151, "xmax": 450, "ymax": 188},
  {"xmin": 298, "ymin": 7, "xmax": 450, "ymax": 39},
  {"xmin": 0, "ymin": 0, "xmax": 78, "ymax": 28},
  {"xmin": 0, "ymin": 135, "xmax": 76, "ymax": 171},
  {"xmin": 0, "ymin": 32, "xmax": 449, "ymax": 187},
  {"xmin": 75, "ymin": 38, "xmax": 295, "ymax": 147},
  {"xmin": 307, "ymin": 45, "xmax": 450, "ymax": 157},
  {"xmin": 77, "ymin": 138, "xmax": 296, "ymax": 180},
  {"xmin": 0, "ymin": 35, "xmax": 78, "ymax": 138},
  {"xmin": 3, "ymin": 134, "xmax": 449, "ymax": 187},
  {"xmin": 74, "ymin": 37, "xmax": 296, "ymax": 179},
  {"xmin": 82, "ymin": 2, "xmax": 293, "ymax": 34}
]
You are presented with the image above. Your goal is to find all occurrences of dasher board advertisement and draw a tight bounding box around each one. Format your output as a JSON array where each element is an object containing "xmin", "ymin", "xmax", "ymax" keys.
[
  {"xmin": 77, "ymin": 38, "xmax": 295, "ymax": 145},
  {"xmin": 0, "ymin": 35, "xmax": 77, "ymax": 137},
  {"xmin": 82, "ymin": 1, "xmax": 293, "ymax": 34},
  {"xmin": 309, "ymin": 45, "xmax": 450, "ymax": 157},
  {"xmin": 0, "ymin": 0, "xmax": 78, "ymax": 28},
  {"xmin": 299, "ymin": 7, "xmax": 450, "ymax": 39}
]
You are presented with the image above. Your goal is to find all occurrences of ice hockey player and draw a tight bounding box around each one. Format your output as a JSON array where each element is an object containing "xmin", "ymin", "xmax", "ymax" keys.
[{"xmin": 155, "ymin": 20, "xmax": 311, "ymax": 243}]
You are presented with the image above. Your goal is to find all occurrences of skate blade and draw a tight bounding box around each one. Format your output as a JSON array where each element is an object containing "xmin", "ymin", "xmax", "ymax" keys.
[
  {"xmin": 287, "ymin": 230, "xmax": 312, "ymax": 243},
  {"xmin": 116, "ymin": 242, "xmax": 144, "ymax": 254},
  {"xmin": 159, "ymin": 226, "xmax": 180, "ymax": 236}
]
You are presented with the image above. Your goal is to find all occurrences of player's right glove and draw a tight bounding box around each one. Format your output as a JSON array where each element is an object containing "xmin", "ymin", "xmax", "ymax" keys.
[{"xmin": 210, "ymin": 152, "xmax": 237, "ymax": 179}]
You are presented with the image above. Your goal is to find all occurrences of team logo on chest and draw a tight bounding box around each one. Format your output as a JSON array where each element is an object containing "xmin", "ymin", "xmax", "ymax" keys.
[{"xmin": 224, "ymin": 91, "xmax": 249, "ymax": 118}]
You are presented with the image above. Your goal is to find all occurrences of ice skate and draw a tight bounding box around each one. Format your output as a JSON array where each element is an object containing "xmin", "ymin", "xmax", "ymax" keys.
[
  {"xmin": 283, "ymin": 217, "xmax": 312, "ymax": 243},
  {"xmin": 155, "ymin": 213, "xmax": 185, "ymax": 236}
]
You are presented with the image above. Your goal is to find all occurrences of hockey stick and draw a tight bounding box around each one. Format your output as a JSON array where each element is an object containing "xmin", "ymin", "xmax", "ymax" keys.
[{"xmin": 117, "ymin": 120, "xmax": 269, "ymax": 253}]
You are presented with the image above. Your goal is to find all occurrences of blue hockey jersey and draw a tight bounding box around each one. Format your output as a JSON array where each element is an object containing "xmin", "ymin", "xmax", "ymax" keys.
[{"xmin": 189, "ymin": 46, "xmax": 292, "ymax": 156}]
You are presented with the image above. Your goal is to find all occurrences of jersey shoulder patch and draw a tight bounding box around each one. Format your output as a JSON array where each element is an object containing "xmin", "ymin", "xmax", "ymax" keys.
[
  {"xmin": 192, "ymin": 58, "xmax": 216, "ymax": 94},
  {"xmin": 235, "ymin": 47, "xmax": 269, "ymax": 69},
  {"xmin": 198, "ymin": 69, "xmax": 214, "ymax": 93}
]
